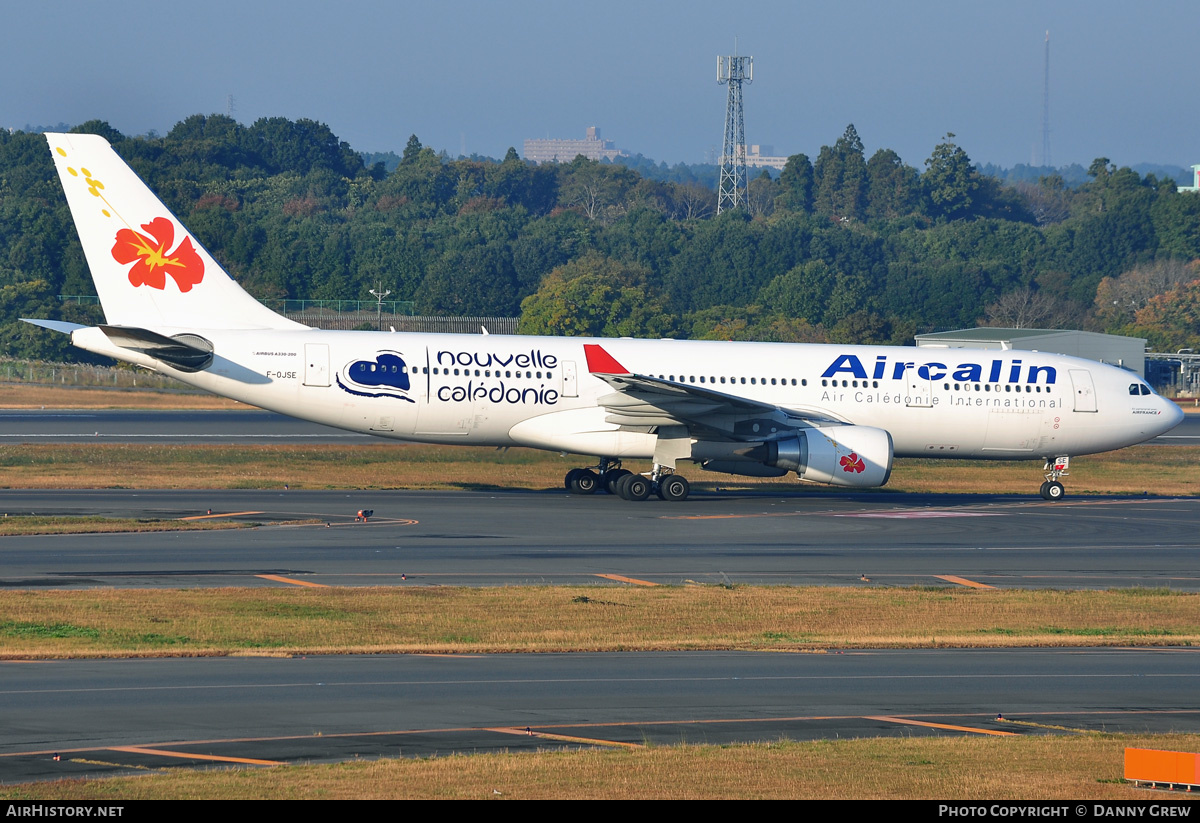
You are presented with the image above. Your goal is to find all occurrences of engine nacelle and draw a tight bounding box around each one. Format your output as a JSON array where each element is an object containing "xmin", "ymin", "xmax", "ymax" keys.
[
  {"xmin": 699, "ymin": 460, "xmax": 789, "ymax": 478},
  {"xmin": 749, "ymin": 426, "xmax": 893, "ymax": 488}
]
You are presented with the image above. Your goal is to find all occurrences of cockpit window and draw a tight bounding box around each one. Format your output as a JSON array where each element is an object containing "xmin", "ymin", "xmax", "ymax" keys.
[
  {"xmin": 1129, "ymin": 383, "xmax": 1140, "ymax": 396},
  {"xmin": 1141, "ymin": 384, "xmax": 1151, "ymax": 396}
]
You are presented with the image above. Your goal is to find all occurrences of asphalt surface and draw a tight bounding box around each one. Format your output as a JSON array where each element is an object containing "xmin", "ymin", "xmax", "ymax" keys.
[
  {"xmin": 3, "ymin": 648, "xmax": 1199, "ymax": 784},
  {"xmin": 1, "ymin": 489, "xmax": 1198, "ymax": 590}
]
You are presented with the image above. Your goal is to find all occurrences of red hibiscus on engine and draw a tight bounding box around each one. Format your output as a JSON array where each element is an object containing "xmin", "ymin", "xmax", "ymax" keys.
[
  {"xmin": 840, "ymin": 452, "xmax": 866, "ymax": 473},
  {"xmin": 111, "ymin": 217, "xmax": 204, "ymax": 292}
]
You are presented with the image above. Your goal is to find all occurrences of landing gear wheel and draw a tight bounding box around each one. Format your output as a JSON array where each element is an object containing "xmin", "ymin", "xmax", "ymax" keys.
[
  {"xmin": 570, "ymin": 469, "xmax": 598, "ymax": 495},
  {"xmin": 1041, "ymin": 456, "xmax": 1070, "ymax": 502},
  {"xmin": 602, "ymin": 468, "xmax": 631, "ymax": 495},
  {"xmin": 618, "ymin": 474, "xmax": 651, "ymax": 501},
  {"xmin": 564, "ymin": 468, "xmax": 582, "ymax": 490},
  {"xmin": 658, "ymin": 474, "xmax": 690, "ymax": 502}
]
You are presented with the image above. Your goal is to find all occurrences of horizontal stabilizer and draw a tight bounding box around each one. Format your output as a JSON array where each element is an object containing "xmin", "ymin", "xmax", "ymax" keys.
[
  {"xmin": 19, "ymin": 318, "xmax": 87, "ymax": 334},
  {"xmin": 99, "ymin": 325, "xmax": 214, "ymax": 372}
]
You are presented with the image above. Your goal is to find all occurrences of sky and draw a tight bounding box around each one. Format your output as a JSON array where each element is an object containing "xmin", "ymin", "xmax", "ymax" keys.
[{"xmin": 3, "ymin": 0, "xmax": 1197, "ymax": 170}]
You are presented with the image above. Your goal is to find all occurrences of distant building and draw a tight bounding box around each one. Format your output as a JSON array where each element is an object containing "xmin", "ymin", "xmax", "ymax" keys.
[
  {"xmin": 915, "ymin": 328, "xmax": 1146, "ymax": 378},
  {"xmin": 523, "ymin": 127, "xmax": 627, "ymax": 164},
  {"xmin": 1178, "ymin": 164, "xmax": 1200, "ymax": 193},
  {"xmin": 744, "ymin": 144, "xmax": 789, "ymax": 171}
]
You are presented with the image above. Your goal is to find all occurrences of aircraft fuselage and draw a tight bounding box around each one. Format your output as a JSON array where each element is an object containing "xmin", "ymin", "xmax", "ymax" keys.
[{"xmin": 72, "ymin": 326, "xmax": 1181, "ymax": 463}]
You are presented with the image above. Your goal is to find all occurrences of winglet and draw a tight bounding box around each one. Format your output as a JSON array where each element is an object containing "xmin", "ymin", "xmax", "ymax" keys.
[{"xmin": 583, "ymin": 343, "xmax": 630, "ymax": 375}]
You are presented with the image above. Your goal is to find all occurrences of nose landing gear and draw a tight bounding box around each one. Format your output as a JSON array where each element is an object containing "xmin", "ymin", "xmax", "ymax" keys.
[{"xmin": 1040, "ymin": 456, "xmax": 1069, "ymax": 501}]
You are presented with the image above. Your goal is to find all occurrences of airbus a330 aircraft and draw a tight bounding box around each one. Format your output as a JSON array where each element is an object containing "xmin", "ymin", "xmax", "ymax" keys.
[{"xmin": 25, "ymin": 133, "xmax": 1184, "ymax": 502}]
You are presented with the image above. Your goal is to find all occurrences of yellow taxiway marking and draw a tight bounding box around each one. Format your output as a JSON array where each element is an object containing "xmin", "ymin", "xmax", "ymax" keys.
[
  {"xmin": 110, "ymin": 745, "xmax": 282, "ymax": 765},
  {"xmin": 255, "ymin": 574, "xmax": 329, "ymax": 588},
  {"xmin": 662, "ymin": 512, "xmax": 805, "ymax": 520},
  {"xmin": 934, "ymin": 575, "xmax": 996, "ymax": 589},
  {"xmin": 595, "ymin": 573, "xmax": 660, "ymax": 587},
  {"xmin": 179, "ymin": 510, "xmax": 264, "ymax": 521},
  {"xmin": 487, "ymin": 727, "xmax": 642, "ymax": 749},
  {"xmin": 866, "ymin": 716, "xmax": 1015, "ymax": 736}
]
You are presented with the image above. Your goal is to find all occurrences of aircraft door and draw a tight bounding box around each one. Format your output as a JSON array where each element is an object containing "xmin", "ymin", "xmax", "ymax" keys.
[
  {"xmin": 561, "ymin": 360, "xmax": 578, "ymax": 398},
  {"xmin": 905, "ymin": 368, "xmax": 934, "ymax": 408},
  {"xmin": 415, "ymin": 347, "xmax": 474, "ymax": 436},
  {"xmin": 304, "ymin": 344, "xmax": 330, "ymax": 387},
  {"xmin": 1069, "ymin": 369, "xmax": 1097, "ymax": 413}
]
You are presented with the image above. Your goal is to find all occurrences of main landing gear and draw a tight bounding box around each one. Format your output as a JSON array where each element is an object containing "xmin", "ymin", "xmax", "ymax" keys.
[
  {"xmin": 1039, "ymin": 455, "xmax": 1070, "ymax": 501},
  {"xmin": 564, "ymin": 460, "xmax": 690, "ymax": 502}
]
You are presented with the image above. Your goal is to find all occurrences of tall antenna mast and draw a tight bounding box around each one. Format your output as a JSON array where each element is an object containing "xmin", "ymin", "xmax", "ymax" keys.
[
  {"xmin": 1042, "ymin": 31, "xmax": 1051, "ymax": 169},
  {"xmin": 716, "ymin": 48, "xmax": 753, "ymax": 214}
]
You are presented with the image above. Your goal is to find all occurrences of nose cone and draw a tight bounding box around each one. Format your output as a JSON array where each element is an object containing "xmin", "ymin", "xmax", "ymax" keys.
[{"xmin": 1159, "ymin": 398, "xmax": 1186, "ymax": 435}]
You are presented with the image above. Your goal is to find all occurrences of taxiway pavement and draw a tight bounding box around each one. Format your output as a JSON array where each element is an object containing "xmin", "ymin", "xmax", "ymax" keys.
[
  {"xmin": 3, "ymin": 648, "xmax": 1198, "ymax": 783},
  {"xmin": 1, "ymin": 489, "xmax": 1197, "ymax": 590}
]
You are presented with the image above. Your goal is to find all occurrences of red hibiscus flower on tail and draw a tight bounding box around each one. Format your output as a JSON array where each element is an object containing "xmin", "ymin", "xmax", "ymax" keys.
[
  {"xmin": 111, "ymin": 217, "xmax": 204, "ymax": 292},
  {"xmin": 840, "ymin": 452, "xmax": 866, "ymax": 473}
]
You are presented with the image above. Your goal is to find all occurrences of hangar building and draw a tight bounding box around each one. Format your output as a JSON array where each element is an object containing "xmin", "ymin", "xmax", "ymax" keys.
[{"xmin": 914, "ymin": 328, "xmax": 1146, "ymax": 378}]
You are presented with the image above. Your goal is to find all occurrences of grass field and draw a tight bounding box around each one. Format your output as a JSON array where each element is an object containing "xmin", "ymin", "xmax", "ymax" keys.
[
  {"xmin": 0, "ymin": 384, "xmax": 241, "ymax": 409},
  {"xmin": 4, "ymin": 734, "xmax": 1198, "ymax": 799},
  {"xmin": 0, "ymin": 441, "xmax": 1195, "ymax": 495},
  {"xmin": 0, "ymin": 515, "xmax": 257, "ymax": 536},
  {"xmin": 2, "ymin": 586, "xmax": 1198, "ymax": 658}
]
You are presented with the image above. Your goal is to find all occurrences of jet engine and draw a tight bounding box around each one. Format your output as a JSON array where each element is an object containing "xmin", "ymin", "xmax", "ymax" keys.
[
  {"xmin": 697, "ymin": 425, "xmax": 893, "ymax": 488},
  {"xmin": 748, "ymin": 425, "xmax": 893, "ymax": 488}
]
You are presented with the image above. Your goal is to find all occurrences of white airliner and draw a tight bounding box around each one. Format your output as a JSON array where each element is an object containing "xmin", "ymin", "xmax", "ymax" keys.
[{"xmin": 25, "ymin": 133, "xmax": 1184, "ymax": 502}]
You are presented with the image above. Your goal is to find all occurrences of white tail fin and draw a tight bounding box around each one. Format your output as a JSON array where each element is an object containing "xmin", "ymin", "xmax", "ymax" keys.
[{"xmin": 46, "ymin": 133, "xmax": 304, "ymax": 332}]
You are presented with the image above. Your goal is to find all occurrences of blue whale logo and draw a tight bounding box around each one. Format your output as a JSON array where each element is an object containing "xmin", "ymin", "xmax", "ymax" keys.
[{"xmin": 336, "ymin": 351, "xmax": 415, "ymax": 401}]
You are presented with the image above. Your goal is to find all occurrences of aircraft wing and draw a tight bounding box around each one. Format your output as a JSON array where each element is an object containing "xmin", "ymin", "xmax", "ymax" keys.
[{"xmin": 583, "ymin": 343, "xmax": 841, "ymax": 436}]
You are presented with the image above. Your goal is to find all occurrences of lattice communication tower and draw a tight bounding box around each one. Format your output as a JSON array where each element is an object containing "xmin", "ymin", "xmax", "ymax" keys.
[
  {"xmin": 717, "ymin": 53, "xmax": 753, "ymax": 214},
  {"xmin": 1042, "ymin": 31, "xmax": 1051, "ymax": 168}
]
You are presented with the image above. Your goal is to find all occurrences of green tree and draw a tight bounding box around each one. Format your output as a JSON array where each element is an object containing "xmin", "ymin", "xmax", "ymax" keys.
[
  {"xmin": 556, "ymin": 156, "xmax": 639, "ymax": 223},
  {"xmin": 775, "ymin": 153, "xmax": 814, "ymax": 213},
  {"xmin": 417, "ymin": 241, "xmax": 520, "ymax": 316},
  {"xmin": 401, "ymin": 134, "xmax": 423, "ymax": 164},
  {"xmin": 814, "ymin": 124, "xmax": 868, "ymax": 219},
  {"xmin": 923, "ymin": 133, "xmax": 978, "ymax": 221},
  {"xmin": 865, "ymin": 148, "xmax": 920, "ymax": 221},
  {"xmin": 247, "ymin": 117, "xmax": 364, "ymax": 177},
  {"xmin": 758, "ymin": 261, "xmax": 836, "ymax": 324},
  {"xmin": 69, "ymin": 120, "xmax": 126, "ymax": 143},
  {"xmin": 0, "ymin": 279, "xmax": 72, "ymax": 360},
  {"xmin": 1151, "ymin": 190, "xmax": 1200, "ymax": 258},
  {"xmin": 518, "ymin": 254, "xmax": 678, "ymax": 338}
]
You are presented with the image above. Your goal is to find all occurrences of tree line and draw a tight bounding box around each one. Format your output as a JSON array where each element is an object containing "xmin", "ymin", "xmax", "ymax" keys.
[{"xmin": 1, "ymin": 115, "xmax": 1198, "ymax": 363}]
